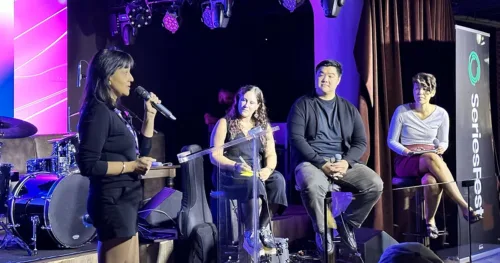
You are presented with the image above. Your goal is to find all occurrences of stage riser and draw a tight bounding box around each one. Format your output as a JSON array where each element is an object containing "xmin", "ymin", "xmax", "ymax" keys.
[
  {"xmin": 28, "ymin": 206, "xmax": 310, "ymax": 263},
  {"xmin": 31, "ymin": 241, "xmax": 175, "ymax": 263}
]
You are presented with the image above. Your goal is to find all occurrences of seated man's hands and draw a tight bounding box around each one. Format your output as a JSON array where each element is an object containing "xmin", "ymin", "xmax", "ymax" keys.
[
  {"xmin": 331, "ymin": 160, "xmax": 349, "ymax": 174},
  {"xmin": 321, "ymin": 161, "xmax": 347, "ymax": 180}
]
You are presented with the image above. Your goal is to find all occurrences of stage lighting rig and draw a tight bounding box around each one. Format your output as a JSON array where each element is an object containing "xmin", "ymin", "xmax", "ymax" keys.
[
  {"xmin": 278, "ymin": 0, "xmax": 306, "ymax": 13},
  {"xmin": 322, "ymin": 0, "xmax": 346, "ymax": 18},
  {"xmin": 162, "ymin": 1, "xmax": 182, "ymax": 33},
  {"xmin": 110, "ymin": 13, "xmax": 137, "ymax": 46},
  {"xmin": 126, "ymin": 0, "xmax": 152, "ymax": 28},
  {"xmin": 201, "ymin": 0, "xmax": 234, "ymax": 29}
]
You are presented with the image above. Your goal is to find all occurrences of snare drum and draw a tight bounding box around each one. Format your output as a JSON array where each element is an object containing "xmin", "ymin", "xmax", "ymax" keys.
[{"xmin": 8, "ymin": 172, "xmax": 96, "ymax": 248}]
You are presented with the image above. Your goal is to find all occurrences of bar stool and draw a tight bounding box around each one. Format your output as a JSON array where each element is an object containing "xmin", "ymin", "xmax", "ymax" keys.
[
  {"xmin": 392, "ymin": 176, "xmax": 448, "ymax": 247},
  {"xmin": 322, "ymin": 184, "xmax": 353, "ymax": 262},
  {"xmin": 210, "ymin": 188, "xmax": 245, "ymax": 262}
]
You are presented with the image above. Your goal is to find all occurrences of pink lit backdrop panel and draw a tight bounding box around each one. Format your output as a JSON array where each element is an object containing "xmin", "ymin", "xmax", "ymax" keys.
[
  {"xmin": 14, "ymin": 0, "xmax": 68, "ymax": 134},
  {"xmin": 0, "ymin": 0, "xmax": 14, "ymax": 117}
]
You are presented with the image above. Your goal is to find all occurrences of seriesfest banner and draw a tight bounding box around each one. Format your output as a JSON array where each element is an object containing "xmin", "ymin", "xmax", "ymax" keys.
[{"xmin": 455, "ymin": 25, "xmax": 500, "ymax": 256}]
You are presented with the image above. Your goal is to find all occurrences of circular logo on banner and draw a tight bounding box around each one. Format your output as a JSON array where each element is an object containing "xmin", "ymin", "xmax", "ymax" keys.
[{"xmin": 468, "ymin": 51, "xmax": 480, "ymax": 86}]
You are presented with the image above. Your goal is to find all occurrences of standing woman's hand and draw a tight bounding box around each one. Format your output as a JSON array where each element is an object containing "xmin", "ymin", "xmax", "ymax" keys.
[
  {"xmin": 133, "ymin": 157, "xmax": 156, "ymax": 175},
  {"xmin": 145, "ymin": 92, "xmax": 161, "ymax": 117}
]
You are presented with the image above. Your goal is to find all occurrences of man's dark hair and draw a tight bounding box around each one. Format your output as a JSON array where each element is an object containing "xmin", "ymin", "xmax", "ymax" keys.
[{"xmin": 315, "ymin": 60, "xmax": 342, "ymax": 76}]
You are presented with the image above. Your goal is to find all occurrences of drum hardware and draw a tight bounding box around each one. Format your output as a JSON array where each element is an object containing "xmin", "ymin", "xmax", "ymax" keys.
[
  {"xmin": 0, "ymin": 164, "xmax": 35, "ymax": 256},
  {"xmin": 0, "ymin": 117, "xmax": 44, "ymax": 255},
  {"xmin": 82, "ymin": 214, "xmax": 93, "ymax": 228},
  {"xmin": 25, "ymin": 132, "xmax": 80, "ymax": 176},
  {"xmin": 0, "ymin": 119, "xmax": 94, "ymax": 251},
  {"xmin": 31, "ymin": 215, "xmax": 40, "ymax": 255},
  {"xmin": 46, "ymin": 133, "xmax": 80, "ymax": 176},
  {"xmin": 0, "ymin": 215, "xmax": 35, "ymax": 255},
  {"xmin": 8, "ymin": 172, "xmax": 96, "ymax": 249}
]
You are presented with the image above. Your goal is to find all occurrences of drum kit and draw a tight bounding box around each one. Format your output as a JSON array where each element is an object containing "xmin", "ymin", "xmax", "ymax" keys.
[{"xmin": 0, "ymin": 116, "xmax": 96, "ymax": 256}]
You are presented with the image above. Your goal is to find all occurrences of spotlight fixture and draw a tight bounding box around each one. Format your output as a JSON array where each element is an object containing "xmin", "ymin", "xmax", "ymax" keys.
[
  {"xmin": 110, "ymin": 13, "xmax": 137, "ymax": 46},
  {"xmin": 201, "ymin": 0, "xmax": 233, "ymax": 29},
  {"xmin": 322, "ymin": 0, "xmax": 346, "ymax": 18},
  {"xmin": 126, "ymin": 0, "xmax": 152, "ymax": 28},
  {"xmin": 278, "ymin": 0, "xmax": 306, "ymax": 13},
  {"xmin": 162, "ymin": 4, "xmax": 182, "ymax": 33}
]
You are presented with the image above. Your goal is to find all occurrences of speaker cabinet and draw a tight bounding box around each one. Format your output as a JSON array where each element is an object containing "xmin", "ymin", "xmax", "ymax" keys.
[
  {"xmin": 139, "ymin": 187, "xmax": 183, "ymax": 228},
  {"xmin": 338, "ymin": 228, "xmax": 399, "ymax": 263}
]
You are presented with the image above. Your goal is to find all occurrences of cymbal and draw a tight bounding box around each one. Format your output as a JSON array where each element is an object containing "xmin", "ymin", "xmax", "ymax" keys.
[
  {"xmin": 48, "ymin": 132, "xmax": 78, "ymax": 143},
  {"xmin": 62, "ymin": 132, "xmax": 78, "ymax": 138},
  {"xmin": 0, "ymin": 116, "xmax": 38, "ymax": 139}
]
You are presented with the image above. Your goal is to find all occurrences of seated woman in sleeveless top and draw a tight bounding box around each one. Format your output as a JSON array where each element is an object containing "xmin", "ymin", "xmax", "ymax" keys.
[
  {"xmin": 210, "ymin": 85, "xmax": 288, "ymax": 251},
  {"xmin": 387, "ymin": 73, "xmax": 482, "ymax": 239}
]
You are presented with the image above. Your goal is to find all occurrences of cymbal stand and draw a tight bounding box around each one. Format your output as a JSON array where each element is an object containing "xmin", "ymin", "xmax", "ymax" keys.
[
  {"xmin": 0, "ymin": 215, "xmax": 34, "ymax": 255},
  {"xmin": 0, "ymin": 161, "xmax": 35, "ymax": 256}
]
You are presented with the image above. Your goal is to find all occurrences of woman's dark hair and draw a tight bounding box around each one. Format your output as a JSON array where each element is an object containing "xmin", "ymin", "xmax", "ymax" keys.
[
  {"xmin": 412, "ymin": 72, "xmax": 437, "ymax": 92},
  {"xmin": 79, "ymin": 49, "xmax": 134, "ymax": 114},
  {"xmin": 226, "ymin": 85, "xmax": 269, "ymax": 145}
]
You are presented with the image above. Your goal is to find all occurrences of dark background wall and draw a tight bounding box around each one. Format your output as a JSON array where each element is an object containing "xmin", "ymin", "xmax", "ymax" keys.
[{"xmin": 68, "ymin": 0, "xmax": 315, "ymax": 163}]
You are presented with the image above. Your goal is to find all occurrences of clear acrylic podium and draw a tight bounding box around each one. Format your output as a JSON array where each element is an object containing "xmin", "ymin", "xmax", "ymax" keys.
[{"xmin": 177, "ymin": 126, "xmax": 279, "ymax": 263}]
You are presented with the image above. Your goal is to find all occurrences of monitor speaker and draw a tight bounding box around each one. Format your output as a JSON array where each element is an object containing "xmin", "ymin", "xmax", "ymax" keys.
[
  {"xmin": 139, "ymin": 187, "xmax": 183, "ymax": 227},
  {"xmin": 338, "ymin": 228, "xmax": 399, "ymax": 263}
]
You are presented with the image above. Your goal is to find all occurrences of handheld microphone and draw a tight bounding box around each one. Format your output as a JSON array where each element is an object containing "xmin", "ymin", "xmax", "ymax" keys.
[
  {"xmin": 334, "ymin": 153, "xmax": 343, "ymax": 162},
  {"xmin": 329, "ymin": 153, "xmax": 344, "ymax": 181},
  {"xmin": 77, "ymin": 61, "xmax": 82, "ymax": 88},
  {"xmin": 433, "ymin": 138, "xmax": 440, "ymax": 148},
  {"xmin": 134, "ymin": 86, "xmax": 177, "ymax": 120}
]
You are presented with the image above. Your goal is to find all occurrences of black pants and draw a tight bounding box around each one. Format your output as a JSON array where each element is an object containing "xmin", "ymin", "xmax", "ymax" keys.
[{"xmin": 215, "ymin": 170, "xmax": 288, "ymax": 214}]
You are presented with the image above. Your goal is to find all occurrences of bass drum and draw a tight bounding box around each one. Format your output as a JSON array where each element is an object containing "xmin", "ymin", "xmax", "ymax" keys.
[{"xmin": 8, "ymin": 172, "xmax": 96, "ymax": 248}]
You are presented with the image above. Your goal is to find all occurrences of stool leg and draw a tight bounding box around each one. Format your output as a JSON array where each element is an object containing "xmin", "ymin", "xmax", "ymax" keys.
[
  {"xmin": 323, "ymin": 195, "xmax": 335, "ymax": 263},
  {"xmin": 416, "ymin": 190, "xmax": 429, "ymax": 246},
  {"xmin": 441, "ymin": 196, "xmax": 449, "ymax": 246},
  {"xmin": 237, "ymin": 202, "xmax": 249, "ymax": 262},
  {"xmin": 414, "ymin": 190, "xmax": 420, "ymax": 243},
  {"xmin": 323, "ymin": 196, "xmax": 328, "ymax": 262}
]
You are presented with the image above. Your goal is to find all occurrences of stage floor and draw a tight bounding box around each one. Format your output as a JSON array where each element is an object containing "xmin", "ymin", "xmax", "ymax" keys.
[{"xmin": 0, "ymin": 242, "xmax": 96, "ymax": 263}]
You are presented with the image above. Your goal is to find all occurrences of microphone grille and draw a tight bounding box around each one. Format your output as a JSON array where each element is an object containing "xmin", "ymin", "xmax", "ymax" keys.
[
  {"xmin": 134, "ymin": 86, "xmax": 149, "ymax": 99},
  {"xmin": 433, "ymin": 138, "xmax": 440, "ymax": 146}
]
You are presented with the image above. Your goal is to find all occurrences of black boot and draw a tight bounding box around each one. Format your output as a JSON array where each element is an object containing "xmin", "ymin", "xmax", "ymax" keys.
[
  {"xmin": 335, "ymin": 213, "xmax": 358, "ymax": 253},
  {"xmin": 259, "ymin": 225, "xmax": 276, "ymax": 248}
]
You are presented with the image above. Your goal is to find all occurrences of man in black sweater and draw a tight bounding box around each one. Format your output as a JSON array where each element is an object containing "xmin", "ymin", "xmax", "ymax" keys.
[{"xmin": 287, "ymin": 60, "xmax": 383, "ymax": 259}]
